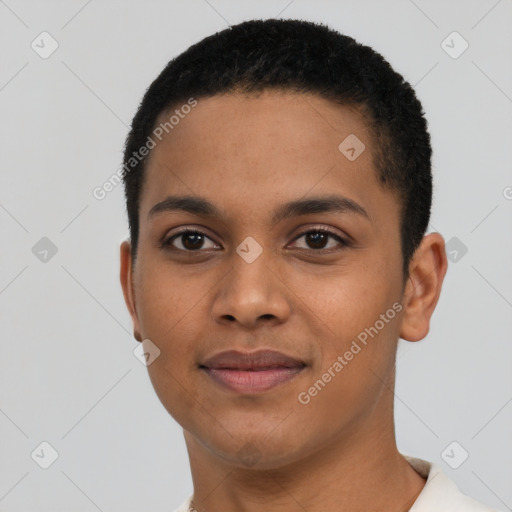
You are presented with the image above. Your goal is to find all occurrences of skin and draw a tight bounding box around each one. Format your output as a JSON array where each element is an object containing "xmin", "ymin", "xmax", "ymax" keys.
[{"xmin": 120, "ymin": 90, "xmax": 448, "ymax": 512}]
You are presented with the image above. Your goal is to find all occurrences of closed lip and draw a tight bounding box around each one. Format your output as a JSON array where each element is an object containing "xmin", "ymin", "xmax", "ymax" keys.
[{"xmin": 200, "ymin": 349, "xmax": 306, "ymax": 370}]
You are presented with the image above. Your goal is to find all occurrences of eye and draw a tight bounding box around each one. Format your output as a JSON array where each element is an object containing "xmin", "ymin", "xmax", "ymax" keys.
[
  {"xmin": 161, "ymin": 226, "xmax": 350, "ymax": 255},
  {"xmin": 162, "ymin": 229, "xmax": 219, "ymax": 252},
  {"xmin": 289, "ymin": 227, "xmax": 349, "ymax": 252}
]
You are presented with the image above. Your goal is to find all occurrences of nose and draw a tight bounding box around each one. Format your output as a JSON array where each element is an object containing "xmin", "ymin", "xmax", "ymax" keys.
[{"xmin": 211, "ymin": 253, "xmax": 292, "ymax": 329}]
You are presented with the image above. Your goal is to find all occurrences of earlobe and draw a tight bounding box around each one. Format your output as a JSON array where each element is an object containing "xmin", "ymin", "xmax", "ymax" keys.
[
  {"xmin": 399, "ymin": 232, "xmax": 448, "ymax": 342},
  {"xmin": 120, "ymin": 240, "xmax": 142, "ymax": 342}
]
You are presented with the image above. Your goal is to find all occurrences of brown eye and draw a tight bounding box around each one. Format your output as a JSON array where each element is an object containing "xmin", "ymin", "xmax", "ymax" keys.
[
  {"xmin": 304, "ymin": 232, "xmax": 329, "ymax": 249},
  {"xmin": 290, "ymin": 228, "xmax": 348, "ymax": 252},
  {"xmin": 163, "ymin": 230, "xmax": 219, "ymax": 251},
  {"xmin": 180, "ymin": 233, "xmax": 205, "ymax": 250}
]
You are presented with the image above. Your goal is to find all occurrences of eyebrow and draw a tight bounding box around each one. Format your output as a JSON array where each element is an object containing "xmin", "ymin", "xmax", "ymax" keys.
[{"xmin": 148, "ymin": 195, "xmax": 371, "ymax": 223}]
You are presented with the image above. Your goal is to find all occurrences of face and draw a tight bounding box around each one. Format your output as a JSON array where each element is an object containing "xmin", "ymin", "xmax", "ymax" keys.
[{"xmin": 121, "ymin": 90, "xmax": 415, "ymax": 469}]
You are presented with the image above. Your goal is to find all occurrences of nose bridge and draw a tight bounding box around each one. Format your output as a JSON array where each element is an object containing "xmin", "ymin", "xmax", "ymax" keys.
[{"xmin": 212, "ymin": 245, "xmax": 291, "ymax": 327}]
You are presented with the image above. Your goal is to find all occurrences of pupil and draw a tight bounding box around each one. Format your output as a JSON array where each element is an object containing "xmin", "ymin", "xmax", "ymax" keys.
[
  {"xmin": 183, "ymin": 233, "xmax": 204, "ymax": 250},
  {"xmin": 306, "ymin": 232, "xmax": 327, "ymax": 249}
]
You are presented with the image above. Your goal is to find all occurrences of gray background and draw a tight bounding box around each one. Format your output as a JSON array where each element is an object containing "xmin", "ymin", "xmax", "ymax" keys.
[{"xmin": 1, "ymin": 0, "xmax": 511, "ymax": 511}]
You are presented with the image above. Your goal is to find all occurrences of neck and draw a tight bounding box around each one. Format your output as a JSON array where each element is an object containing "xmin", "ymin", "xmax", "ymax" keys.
[{"xmin": 183, "ymin": 411, "xmax": 426, "ymax": 512}]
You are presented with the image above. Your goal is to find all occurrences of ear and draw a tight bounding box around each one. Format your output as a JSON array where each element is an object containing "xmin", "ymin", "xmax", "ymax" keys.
[
  {"xmin": 120, "ymin": 239, "xmax": 142, "ymax": 342},
  {"xmin": 399, "ymin": 232, "xmax": 448, "ymax": 342}
]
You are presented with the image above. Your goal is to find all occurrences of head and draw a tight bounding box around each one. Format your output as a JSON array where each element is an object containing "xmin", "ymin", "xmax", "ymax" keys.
[
  {"xmin": 120, "ymin": 19, "xmax": 447, "ymax": 470},
  {"xmin": 123, "ymin": 18, "xmax": 432, "ymax": 280}
]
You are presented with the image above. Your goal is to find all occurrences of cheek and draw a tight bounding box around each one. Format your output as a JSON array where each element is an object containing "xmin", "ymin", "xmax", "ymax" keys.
[
  {"xmin": 135, "ymin": 266, "xmax": 208, "ymax": 425},
  {"xmin": 297, "ymin": 267, "xmax": 400, "ymax": 404},
  {"xmin": 295, "ymin": 309, "xmax": 399, "ymax": 437},
  {"xmin": 301, "ymin": 263, "xmax": 396, "ymax": 339},
  {"xmin": 134, "ymin": 265, "xmax": 210, "ymax": 403},
  {"xmin": 136, "ymin": 263, "xmax": 204, "ymax": 338}
]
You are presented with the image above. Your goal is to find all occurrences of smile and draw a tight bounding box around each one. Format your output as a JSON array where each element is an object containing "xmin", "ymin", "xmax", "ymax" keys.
[
  {"xmin": 199, "ymin": 349, "xmax": 306, "ymax": 393},
  {"xmin": 201, "ymin": 366, "xmax": 305, "ymax": 393}
]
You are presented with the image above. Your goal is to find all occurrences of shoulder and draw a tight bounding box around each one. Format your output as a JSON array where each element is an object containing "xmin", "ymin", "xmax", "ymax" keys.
[
  {"xmin": 405, "ymin": 455, "xmax": 500, "ymax": 512},
  {"xmin": 173, "ymin": 494, "xmax": 193, "ymax": 512}
]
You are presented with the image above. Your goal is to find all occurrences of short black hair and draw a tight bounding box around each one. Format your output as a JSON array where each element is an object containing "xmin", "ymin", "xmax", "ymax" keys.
[{"xmin": 122, "ymin": 18, "xmax": 432, "ymax": 279}]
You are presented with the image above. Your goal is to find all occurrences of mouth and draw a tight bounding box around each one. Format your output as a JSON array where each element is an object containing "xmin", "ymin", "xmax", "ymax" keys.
[{"xmin": 199, "ymin": 349, "xmax": 306, "ymax": 393}]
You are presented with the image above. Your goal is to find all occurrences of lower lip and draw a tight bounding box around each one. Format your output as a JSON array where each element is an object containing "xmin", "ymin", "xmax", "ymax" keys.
[{"xmin": 202, "ymin": 367, "xmax": 304, "ymax": 393}]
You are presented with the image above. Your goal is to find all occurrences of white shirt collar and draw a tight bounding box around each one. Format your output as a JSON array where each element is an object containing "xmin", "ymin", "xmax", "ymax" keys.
[{"xmin": 405, "ymin": 456, "xmax": 498, "ymax": 511}]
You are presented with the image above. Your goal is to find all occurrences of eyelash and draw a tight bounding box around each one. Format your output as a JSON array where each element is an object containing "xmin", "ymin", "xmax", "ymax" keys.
[{"xmin": 161, "ymin": 226, "xmax": 350, "ymax": 255}]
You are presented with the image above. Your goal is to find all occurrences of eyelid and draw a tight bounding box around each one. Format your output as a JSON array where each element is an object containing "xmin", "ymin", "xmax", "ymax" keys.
[
  {"xmin": 289, "ymin": 221, "xmax": 348, "ymax": 238},
  {"xmin": 161, "ymin": 226, "xmax": 221, "ymax": 250},
  {"xmin": 161, "ymin": 224, "xmax": 351, "ymax": 252},
  {"xmin": 288, "ymin": 225, "xmax": 350, "ymax": 249}
]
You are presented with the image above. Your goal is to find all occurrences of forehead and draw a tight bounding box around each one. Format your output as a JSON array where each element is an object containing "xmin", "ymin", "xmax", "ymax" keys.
[
  {"xmin": 140, "ymin": 90, "xmax": 395, "ymax": 226},
  {"xmin": 150, "ymin": 90, "xmax": 372, "ymax": 168}
]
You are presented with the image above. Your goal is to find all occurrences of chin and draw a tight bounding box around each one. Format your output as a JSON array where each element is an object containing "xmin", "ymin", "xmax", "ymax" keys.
[
  {"xmin": 195, "ymin": 423, "xmax": 310, "ymax": 471},
  {"xmin": 217, "ymin": 441, "xmax": 302, "ymax": 471}
]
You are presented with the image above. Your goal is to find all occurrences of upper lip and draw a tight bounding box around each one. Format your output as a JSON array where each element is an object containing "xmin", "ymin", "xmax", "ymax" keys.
[{"xmin": 200, "ymin": 349, "xmax": 306, "ymax": 370}]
